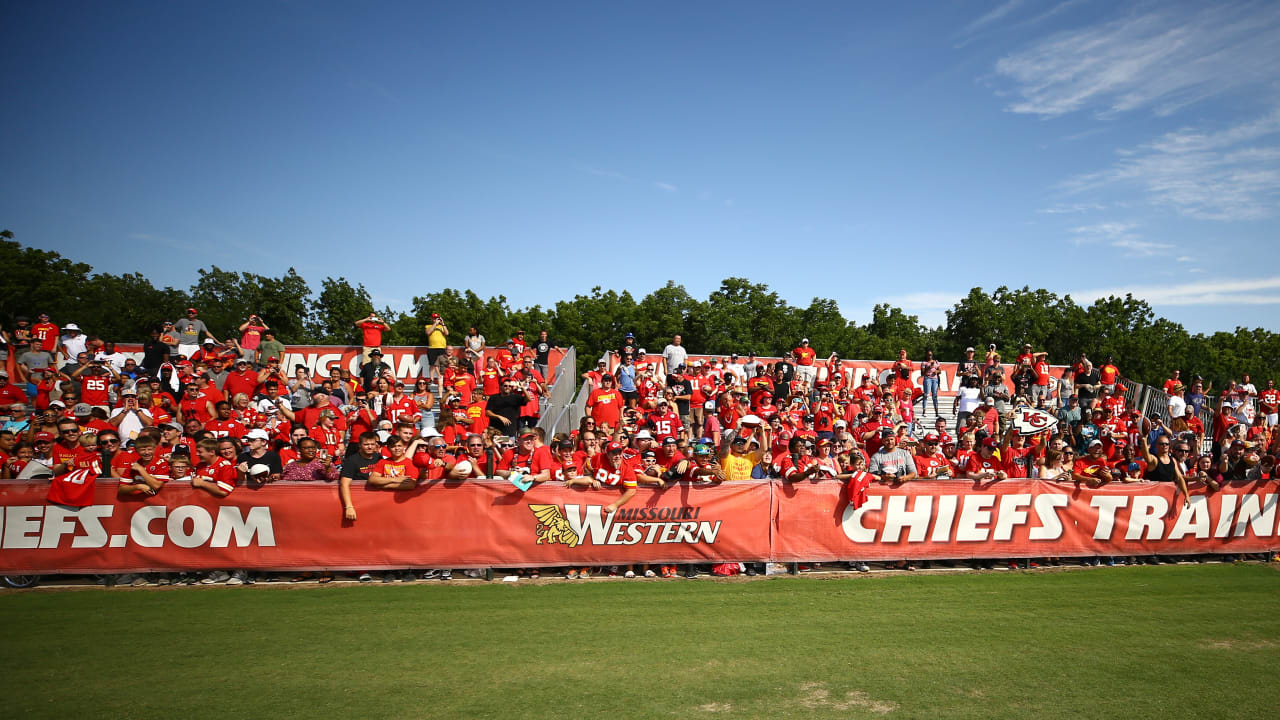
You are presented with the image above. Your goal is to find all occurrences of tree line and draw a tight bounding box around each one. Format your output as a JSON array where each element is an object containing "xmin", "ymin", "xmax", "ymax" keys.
[{"xmin": 2, "ymin": 233, "xmax": 1275, "ymax": 389}]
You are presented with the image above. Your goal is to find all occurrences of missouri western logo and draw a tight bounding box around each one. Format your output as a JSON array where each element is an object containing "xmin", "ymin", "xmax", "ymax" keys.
[{"xmin": 529, "ymin": 504, "xmax": 721, "ymax": 547}]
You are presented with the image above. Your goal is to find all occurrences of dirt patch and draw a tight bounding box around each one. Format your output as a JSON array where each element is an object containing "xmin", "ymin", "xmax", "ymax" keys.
[
  {"xmin": 699, "ymin": 702, "xmax": 732, "ymax": 712},
  {"xmin": 798, "ymin": 682, "xmax": 897, "ymax": 713},
  {"xmin": 1202, "ymin": 638, "xmax": 1279, "ymax": 650}
]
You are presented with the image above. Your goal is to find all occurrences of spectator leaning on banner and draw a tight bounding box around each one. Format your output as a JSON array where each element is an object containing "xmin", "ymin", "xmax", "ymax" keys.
[{"xmin": 174, "ymin": 308, "xmax": 215, "ymax": 360}]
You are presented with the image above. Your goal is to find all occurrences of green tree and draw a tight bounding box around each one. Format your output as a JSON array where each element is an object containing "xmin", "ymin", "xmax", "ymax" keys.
[{"xmin": 311, "ymin": 277, "xmax": 376, "ymax": 345}]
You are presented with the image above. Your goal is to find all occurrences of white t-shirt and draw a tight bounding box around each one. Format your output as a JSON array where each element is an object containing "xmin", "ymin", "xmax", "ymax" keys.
[
  {"xmin": 61, "ymin": 334, "xmax": 87, "ymax": 358},
  {"xmin": 1167, "ymin": 395, "xmax": 1186, "ymax": 419},
  {"xmin": 108, "ymin": 407, "xmax": 153, "ymax": 441},
  {"xmin": 956, "ymin": 387, "xmax": 982, "ymax": 414}
]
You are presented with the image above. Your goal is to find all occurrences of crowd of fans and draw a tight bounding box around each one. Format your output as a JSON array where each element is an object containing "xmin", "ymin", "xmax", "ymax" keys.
[{"xmin": 0, "ymin": 314, "xmax": 1276, "ymax": 584}]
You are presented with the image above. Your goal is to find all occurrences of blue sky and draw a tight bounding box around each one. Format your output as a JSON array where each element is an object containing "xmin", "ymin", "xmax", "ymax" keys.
[{"xmin": 3, "ymin": 1, "xmax": 1278, "ymax": 335}]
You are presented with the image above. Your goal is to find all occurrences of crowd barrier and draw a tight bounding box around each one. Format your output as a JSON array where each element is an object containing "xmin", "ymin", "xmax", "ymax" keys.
[
  {"xmin": 111, "ymin": 344, "xmax": 568, "ymax": 385},
  {"xmin": 2, "ymin": 479, "xmax": 1276, "ymax": 574}
]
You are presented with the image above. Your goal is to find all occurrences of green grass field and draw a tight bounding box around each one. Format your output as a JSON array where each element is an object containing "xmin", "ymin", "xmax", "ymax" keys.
[{"xmin": 3, "ymin": 565, "xmax": 1279, "ymax": 719}]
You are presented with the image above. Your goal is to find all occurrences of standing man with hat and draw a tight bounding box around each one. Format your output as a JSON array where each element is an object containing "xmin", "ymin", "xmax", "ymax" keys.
[
  {"xmin": 424, "ymin": 313, "xmax": 449, "ymax": 388},
  {"xmin": 174, "ymin": 308, "xmax": 217, "ymax": 361}
]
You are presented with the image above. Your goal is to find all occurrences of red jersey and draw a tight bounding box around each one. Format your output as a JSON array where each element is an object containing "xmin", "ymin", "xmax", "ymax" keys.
[
  {"xmin": 110, "ymin": 450, "xmax": 140, "ymax": 479},
  {"xmin": 79, "ymin": 373, "xmax": 111, "ymax": 406},
  {"xmin": 195, "ymin": 457, "xmax": 238, "ymax": 495},
  {"xmin": 793, "ymin": 347, "xmax": 816, "ymax": 366},
  {"xmin": 383, "ymin": 394, "xmax": 419, "ymax": 424},
  {"xmin": 1003, "ymin": 446, "xmax": 1034, "ymax": 478},
  {"xmin": 775, "ymin": 453, "xmax": 818, "ymax": 481},
  {"xmin": 465, "ymin": 402, "xmax": 488, "ymax": 434},
  {"xmin": 121, "ymin": 457, "xmax": 171, "ymax": 484},
  {"xmin": 497, "ymin": 448, "xmax": 537, "ymax": 473},
  {"xmin": 1259, "ymin": 389, "xmax": 1280, "ymax": 414},
  {"xmin": 582, "ymin": 453, "xmax": 638, "ymax": 488},
  {"xmin": 33, "ymin": 321, "xmax": 60, "ymax": 352},
  {"xmin": 646, "ymin": 410, "xmax": 682, "ymax": 444},
  {"xmin": 205, "ymin": 419, "xmax": 247, "ymax": 439},
  {"xmin": 914, "ymin": 453, "xmax": 955, "ymax": 479},
  {"xmin": 448, "ymin": 372, "xmax": 477, "ymax": 404},
  {"xmin": 964, "ymin": 453, "xmax": 1006, "ymax": 477},
  {"xmin": 480, "ymin": 368, "xmax": 502, "ymax": 397},
  {"xmin": 180, "ymin": 395, "xmax": 213, "ymax": 424},
  {"xmin": 47, "ymin": 468, "xmax": 100, "ymax": 507},
  {"xmin": 1072, "ymin": 457, "xmax": 1112, "ymax": 480},
  {"xmin": 309, "ymin": 426, "xmax": 342, "ymax": 455}
]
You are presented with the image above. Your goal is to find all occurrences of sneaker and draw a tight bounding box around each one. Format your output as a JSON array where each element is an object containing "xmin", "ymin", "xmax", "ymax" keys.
[
  {"xmin": 684, "ymin": 567, "xmax": 699, "ymax": 579},
  {"xmin": 578, "ymin": 568, "xmax": 590, "ymax": 579},
  {"xmin": 201, "ymin": 571, "xmax": 231, "ymax": 585},
  {"xmin": 401, "ymin": 572, "xmax": 417, "ymax": 583},
  {"xmin": 1008, "ymin": 561, "xmax": 1019, "ymax": 571},
  {"xmin": 421, "ymin": 569, "xmax": 440, "ymax": 580},
  {"xmin": 608, "ymin": 566, "xmax": 619, "ymax": 577},
  {"xmin": 566, "ymin": 569, "xmax": 579, "ymax": 579},
  {"xmin": 381, "ymin": 572, "xmax": 396, "ymax": 583},
  {"xmin": 243, "ymin": 572, "xmax": 256, "ymax": 585},
  {"xmin": 624, "ymin": 570, "xmax": 636, "ymax": 578},
  {"xmin": 1027, "ymin": 561, "xmax": 1039, "ymax": 569},
  {"xmin": 857, "ymin": 563, "xmax": 870, "ymax": 573},
  {"xmin": 439, "ymin": 570, "xmax": 452, "ymax": 581},
  {"xmin": 358, "ymin": 572, "xmax": 373, "ymax": 582},
  {"xmin": 114, "ymin": 573, "xmax": 138, "ymax": 585},
  {"xmin": 745, "ymin": 566, "xmax": 758, "ymax": 576},
  {"xmin": 227, "ymin": 571, "xmax": 247, "ymax": 586},
  {"xmin": 131, "ymin": 575, "xmax": 150, "ymax": 587},
  {"xmin": 1106, "ymin": 558, "xmax": 1117, "ymax": 567},
  {"xmin": 464, "ymin": 569, "xmax": 483, "ymax": 579},
  {"xmin": 156, "ymin": 576, "xmax": 172, "ymax": 586},
  {"xmin": 644, "ymin": 569, "xmax": 657, "ymax": 578}
]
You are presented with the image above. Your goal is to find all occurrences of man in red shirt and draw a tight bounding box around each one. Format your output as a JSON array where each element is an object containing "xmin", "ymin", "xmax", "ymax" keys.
[
  {"xmin": 32, "ymin": 313, "xmax": 60, "ymax": 355},
  {"xmin": 1071, "ymin": 440, "xmax": 1115, "ymax": 487},
  {"xmin": 575, "ymin": 441, "xmax": 638, "ymax": 514},
  {"xmin": 179, "ymin": 383, "xmax": 215, "ymax": 426},
  {"xmin": 1030, "ymin": 351, "xmax": 1053, "ymax": 406},
  {"xmin": 1259, "ymin": 379, "xmax": 1279, "ymax": 427},
  {"xmin": 223, "ymin": 359, "xmax": 260, "ymax": 400},
  {"xmin": 586, "ymin": 374, "xmax": 623, "ymax": 431},
  {"xmin": 964, "ymin": 438, "xmax": 1009, "ymax": 481},
  {"xmin": 913, "ymin": 433, "xmax": 955, "ymax": 479},
  {"xmin": 354, "ymin": 313, "xmax": 389, "ymax": 362},
  {"xmin": 792, "ymin": 338, "xmax": 818, "ymax": 388},
  {"xmin": 645, "ymin": 399, "xmax": 682, "ymax": 444}
]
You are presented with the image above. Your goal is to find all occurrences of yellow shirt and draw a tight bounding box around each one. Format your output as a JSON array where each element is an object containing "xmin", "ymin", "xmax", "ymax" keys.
[
  {"xmin": 722, "ymin": 453, "xmax": 756, "ymax": 482},
  {"xmin": 426, "ymin": 326, "xmax": 448, "ymax": 349}
]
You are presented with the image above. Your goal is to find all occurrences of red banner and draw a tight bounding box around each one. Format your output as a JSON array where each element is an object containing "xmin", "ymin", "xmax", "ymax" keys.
[
  {"xmin": 2, "ymin": 480, "xmax": 1275, "ymax": 574},
  {"xmin": 0, "ymin": 480, "xmax": 770, "ymax": 574},
  {"xmin": 112, "ymin": 345, "xmax": 567, "ymax": 384},
  {"xmin": 772, "ymin": 479, "xmax": 1280, "ymax": 561}
]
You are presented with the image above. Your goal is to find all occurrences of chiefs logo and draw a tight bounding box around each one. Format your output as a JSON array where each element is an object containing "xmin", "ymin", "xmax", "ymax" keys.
[
  {"xmin": 530, "ymin": 504, "xmax": 581, "ymax": 548},
  {"xmin": 1012, "ymin": 406, "xmax": 1059, "ymax": 436}
]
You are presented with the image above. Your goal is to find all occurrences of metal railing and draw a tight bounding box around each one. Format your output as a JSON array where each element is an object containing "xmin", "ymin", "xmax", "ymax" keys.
[{"xmin": 537, "ymin": 347, "xmax": 579, "ymax": 438}]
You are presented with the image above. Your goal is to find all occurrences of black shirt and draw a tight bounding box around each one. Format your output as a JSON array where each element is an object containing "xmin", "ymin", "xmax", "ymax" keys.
[
  {"xmin": 485, "ymin": 391, "xmax": 524, "ymax": 432},
  {"xmin": 340, "ymin": 452, "xmax": 380, "ymax": 482},
  {"xmin": 1076, "ymin": 370, "xmax": 1100, "ymax": 402},
  {"xmin": 142, "ymin": 339, "xmax": 170, "ymax": 370},
  {"xmin": 535, "ymin": 339, "xmax": 553, "ymax": 365},
  {"xmin": 359, "ymin": 360, "xmax": 392, "ymax": 391},
  {"xmin": 237, "ymin": 450, "xmax": 283, "ymax": 477},
  {"xmin": 665, "ymin": 373, "xmax": 692, "ymax": 416}
]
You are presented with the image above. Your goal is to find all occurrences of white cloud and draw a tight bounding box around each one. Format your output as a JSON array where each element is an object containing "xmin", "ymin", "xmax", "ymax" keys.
[
  {"xmin": 1062, "ymin": 110, "xmax": 1280, "ymax": 220},
  {"xmin": 1068, "ymin": 221, "xmax": 1174, "ymax": 255},
  {"xmin": 653, "ymin": 181, "xmax": 678, "ymax": 193},
  {"xmin": 1176, "ymin": 255, "xmax": 1194, "ymax": 262},
  {"xmin": 1071, "ymin": 276, "xmax": 1280, "ymax": 306},
  {"xmin": 1110, "ymin": 237, "xmax": 1174, "ymax": 256},
  {"xmin": 959, "ymin": 0, "xmax": 1024, "ymax": 37},
  {"xmin": 1037, "ymin": 202, "xmax": 1106, "ymax": 214},
  {"xmin": 992, "ymin": 3, "xmax": 1280, "ymax": 118}
]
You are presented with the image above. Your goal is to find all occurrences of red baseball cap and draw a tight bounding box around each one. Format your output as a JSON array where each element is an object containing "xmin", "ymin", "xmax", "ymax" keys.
[
  {"xmin": 35, "ymin": 431, "xmax": 55, "ymax": 442},
  {"xmin": 981, "ymin": 437, "xmax": 999, "ymax": 449},
  {"xmin": 923, "ymin": 433, "xmax": 940, "ymax": 443},
  {"xmin": 606, "ymin": 441, "xmax": 625, "ymax": 453}
]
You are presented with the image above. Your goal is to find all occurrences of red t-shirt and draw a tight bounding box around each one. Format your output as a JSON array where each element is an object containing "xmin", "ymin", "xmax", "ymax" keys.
[
  {"xmin": 964, "ymin": 452, "xmax": 1006, "ymax": 476},
  {"xmin": 914, "ymin": 453, "xmax": 955, "ymax": 479},
  {"xmin": 793, "ymin": 347, "xmax": 817, "ymax": 366},
  {"xmin": 358, "ymin": 321, "xmax": 386, "ymax": 348},
  {"xmin": 195, "ymin": 457, "xmax": 238, "ymax": 495},
  {"xmin": 587, "ymin": 388, "xmax": 623, "ymax": 426},
  {"xmin": 33, "ymin": 322, "xmax": 60, "ymax": 352},
  {"xmin": 582, "ymin": 454, "xmax": 638, "ymax": 488},
  {"xmin": 371, "ymin": 456, "xmax": 417, "ymax": 480},
  {"xmin": 223, "ymin": 370, "xmax": 259, "ymax": 400},
  {"xmin": 1259, "ymin": 389, "xmax": 1280, "ymax": 414},
  {"xmin": 48, "ymin": 467, "xmax": 100, "ymax": 507}
]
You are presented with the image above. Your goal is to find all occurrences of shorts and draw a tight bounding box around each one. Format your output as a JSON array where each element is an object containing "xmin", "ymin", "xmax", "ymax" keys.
[
  {"xmin": 427, "ymin": 348, "xmax": 445, "ymax": 367},
  {"xmin": 621, "ymin": 390, "xmax": 639, "ymax": 403},
  {"xmin": 1267, "ymin": 413, "xmax": 1278, "ymax": 427}
]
